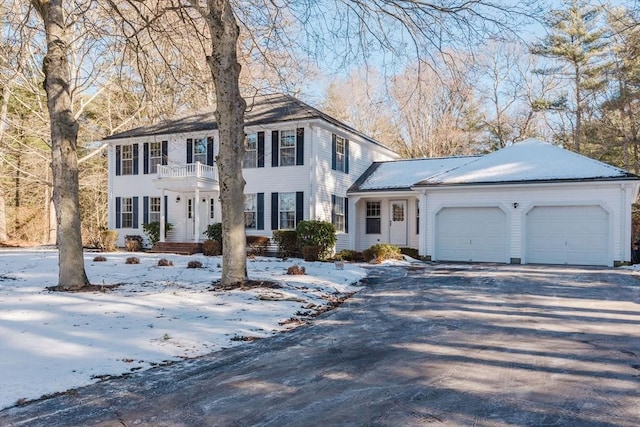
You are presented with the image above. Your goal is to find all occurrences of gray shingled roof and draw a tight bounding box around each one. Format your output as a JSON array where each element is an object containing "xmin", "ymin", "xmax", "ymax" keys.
[{"xmin": 104, "ymin": 93, "xmax": 392, "ymax": 151}]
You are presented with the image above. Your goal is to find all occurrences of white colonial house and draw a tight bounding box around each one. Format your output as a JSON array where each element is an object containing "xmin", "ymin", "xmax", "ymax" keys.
[
  {"xmin": 106, "ymin": 94, "xmax": 639, "ymax": 266},
  {"xmin": 106, "ymin": 94, "xmax": 399, "ymax": 252}
]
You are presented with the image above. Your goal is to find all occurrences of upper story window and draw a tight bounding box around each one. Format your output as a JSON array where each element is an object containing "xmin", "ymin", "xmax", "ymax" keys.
[
  {"xmin": 366, "ymin": 201, "xmax": 381, "ymax": 234},
  {"xmin": 243, "ymin": 133, "xmax": 258, "ymax": 168},
  {"xmin": 244, "ymin": 194, "xmax": 257, "ymax": 229},
  {"xmin": 148, "ymin": 142, "xmax": 162, "ymax": 174},
  {"xmin": 279, "ymin": 130, "xmax": 296, "ymax": 166},
  {"xmin": 193, "ymin": 138, "xmax": 207, "ymax": 164},
  {"xmin": 332, "ymin": 134, "xmax": 349, "ymax": 174},
  {"xmin": 121, "ymin": 145, "xmax": 133, "ymax": 175}
]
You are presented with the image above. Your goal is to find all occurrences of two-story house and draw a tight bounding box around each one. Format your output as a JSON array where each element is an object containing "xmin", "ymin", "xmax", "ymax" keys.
[
  {"xmin": 105, "ymin": 93, "xmax": 399, "ymax": 252},
  {"xmin": 106, "ymin": 94, "xmax": 640, "ymax": 267}
]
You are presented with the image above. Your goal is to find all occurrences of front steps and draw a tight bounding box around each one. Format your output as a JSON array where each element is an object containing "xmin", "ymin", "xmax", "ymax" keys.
[{"xmin": 149, "ymin": 242, "xmax": 203, "ymax": 255}]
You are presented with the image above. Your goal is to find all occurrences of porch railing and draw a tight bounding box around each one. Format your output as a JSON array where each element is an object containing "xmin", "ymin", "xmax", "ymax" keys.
[{"xmin": 157, "ymin": 162, "xmax": 218, "ymax": 181}]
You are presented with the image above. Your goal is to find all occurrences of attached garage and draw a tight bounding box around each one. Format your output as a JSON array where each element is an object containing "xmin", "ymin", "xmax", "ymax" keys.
[
  {"xmin": 526, "ymin": 205, "xmax": 610, "ymax": 266},
  {"xmin": 435, "ymin": 207, "xmax": 507, "ymax": 263}
]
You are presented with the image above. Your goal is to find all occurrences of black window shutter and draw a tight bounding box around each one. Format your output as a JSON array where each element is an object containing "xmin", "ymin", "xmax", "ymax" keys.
[
  {"xmin": 187, "ymin": 139, "xmax": 193, "ymax": 164},
  {"xmin": 115, "ymin": 145, "xmax": 121, "ymax": 176},
  {"xmin": 257, "ymin": 193, "xmax": 264, "ymax": 230},
  {"xmin": 143, "ymin": 143, "xmax": 149, "ymax": 174},
  {"xmin": 207, "ymin": 137, "xmax": 214, "ymax": 166},
  {"xmin": 331, "ymin": 134, "xmax": 337, "ymax": 171},
  {"xmin": 143, "ymin": 196, "xmax": 149, "ymax": 224},
  {"xmin": 331, "ymin": 195, "xmax": 336, "ymax": 225},
  {"xmin": 271, "ymin": 131, "xmax": 279, "ymax": 167},
  {"xmin": 115, "ymin": 197, "xmax": 121, "ymax": 228},
  {"xmin": 164, "ymin": 195, "xmax": 168, "ymax": 221},
  {"xmin": 296, "ymin": 128, "xmax": 304, "ymax": 165},
  {"xmin": 344, "ymin": 139, "xmax": 350, "ymax": 174},
  {"xmin": 132, "ymin": 144, "xmax": 139, "ymax": 175},
  {"xmin": 295, "ymin": 191, "xmax": 304, "ymax": 226},
  {"xmin": 257, "ymin": 132, "xmax": 265, "ymax": 168},
  {"xmin": 161, "ymin": 141, "xmax": 168, "ymax": 165},
  {"xmin": 271, "ymin": 192, "xmax": 279, "ymax": 230},
  {"xmin": 132, "ymin": 196, "xmax": 139, "ymax": 229},
  {"xmin": 344, "ymin": 197, "xmax": 349, "ymax": 233}
]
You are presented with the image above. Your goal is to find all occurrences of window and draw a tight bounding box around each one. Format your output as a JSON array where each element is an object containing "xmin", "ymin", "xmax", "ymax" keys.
[
  {"xmin": 279, "ymin": 130, "xmax": 296, "ymax": 166},
  {"xmin": 149, "ymin": 197, "xmax": 161, "ymax": 223},
  {"xmin": 244, "ymin": 194, "xmax": 257, "ymax": 229},
  {"xmin": 121, "ymin": 197, "xmax": 133, "ymax": 228},
  {"xmin": 193, "ymin": 138, "xmax": 207, "ymax": 164},
  {"xmin": 366, "ymin": 201, "xmax": 381, "ymax": 234},
  {"xmin": 121, "ymin": 145, "xmax": 133, "ymax": 175},
  {"xmin": 210, "ymin": 199, "xmax": 215, "ymax": 219},
  {"xmin": 335, "ymin": 136, "xmax": 346, "ymax": 172},
  {"xmin": 279, "ymin": 192, "xmax": 296, "ymax": 229},
  {"xmin": 333, "ymin": 196, "xmax": 345, "ymax": 232},
  {"xmin": 243, "ymin": 133, "xmax": 257, "ymax": 168},
  {"xmin": 148, "ymin": 142, "xmax": 162, "ymax": 174},
  {"xmin": 187, "ymin": 198, "xmax": 193, "ymax": 219},
  {"xmin": 416, "ymin": 200, "xmax": 420, "ymax": 234}
]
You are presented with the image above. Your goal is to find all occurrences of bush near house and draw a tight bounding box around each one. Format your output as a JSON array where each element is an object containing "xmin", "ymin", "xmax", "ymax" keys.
[
  {"xmin": 246, "ymin": 236, "xmax": 270, "ymax": 256},
  {"xmin": 100, "ymin": 230, "xmax": 118, "ymax": 252},
  {"xmin": 399, "ymin": 247, "xmax": 419, "ymax": 259},
  {"xmin": 335, "ymin": 249, "xmax": 357, "ymax": 262},
  {"xmin": 363, "ymin": 243, "xmax": 402, "ymax": 263},
  {"xmin": 272, "ymin": 230, "xmax": 299, "ymax": 258},
  {"xmin": 296, "ymin": 220, "xmax": 336, "ymax": 261},
  {"xmin": 125, "ymin": 235, "xmax": 143, "ymax": 252},
  {"xmin": 202, "ymin": 239, "xmax": 221, "ymax": 256},
  {"xmin": 142, "ymin": 222, "xmax": 173, "ymax": 246}
]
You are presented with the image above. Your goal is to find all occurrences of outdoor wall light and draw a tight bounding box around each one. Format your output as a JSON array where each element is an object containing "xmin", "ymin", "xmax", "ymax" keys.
[
  {"xmin": 513, "ymin": 202, "xmax": 519, "ymax": 209},
  {"xmin": 176, "ymin": 196, "xmax": 181, "ymax": 203}
]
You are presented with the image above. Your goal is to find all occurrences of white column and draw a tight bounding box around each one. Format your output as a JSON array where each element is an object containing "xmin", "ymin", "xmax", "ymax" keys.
[
  {"xmin": 160, "ymin": 189, "xmax": 166, "ymax": 243},
  {"xmin": 194, "ymin": 188, "xmax": 200, "ymax": 243},
  {"xmin": 348, "ymin": 196, "xmax": 359, "ymax": 250},
  {"xmin": 419, "ymin": 191, "xmax": 428, "ymax": 258}
]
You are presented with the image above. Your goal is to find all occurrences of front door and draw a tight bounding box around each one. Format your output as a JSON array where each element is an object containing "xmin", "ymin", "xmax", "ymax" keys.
[
  {"xmin": 389, "ymin": 200, "xmax": 407, "ymax": 246},
  {"xmin": 187, "ymin": 197, "xmax": 213, "ymax": 241}
]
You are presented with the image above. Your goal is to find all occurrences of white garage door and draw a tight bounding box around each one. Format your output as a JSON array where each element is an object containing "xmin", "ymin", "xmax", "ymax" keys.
[
  {"xmin": 435, "ymin": 207, "xmax": 507, "ymax": 263},
  {"xmin": 526, "ymin": 205, "xmax": 609, "ymax": 266}
]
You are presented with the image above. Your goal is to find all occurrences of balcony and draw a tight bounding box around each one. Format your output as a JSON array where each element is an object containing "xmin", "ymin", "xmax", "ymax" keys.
[{"xmin": 153, "ymin": 162, "xmax": 219, "ymax": 192}]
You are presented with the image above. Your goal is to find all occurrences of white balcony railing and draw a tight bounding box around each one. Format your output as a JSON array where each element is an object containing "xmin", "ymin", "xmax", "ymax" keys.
[{"xmin": 157, "ymin": 162, "xmax": 218, "ymax": 181}]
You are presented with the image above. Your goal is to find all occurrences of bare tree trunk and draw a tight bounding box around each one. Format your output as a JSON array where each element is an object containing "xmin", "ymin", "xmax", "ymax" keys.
[
  {"xmin": 201, "ymin": 0, "xmax": 247, "ymax": 286},
  {"xmin": 33, "ymin": 0, "xmax": 89, "ymax": 289},
  {"xmin": 0, "ymin": 85, "xmax": 10, "ymax": 242}
]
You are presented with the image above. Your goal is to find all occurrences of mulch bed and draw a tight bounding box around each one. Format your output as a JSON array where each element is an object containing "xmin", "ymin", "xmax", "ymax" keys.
[{"xmin": 210, "ymin": 279, "xmax": 281, "ymax": 291}]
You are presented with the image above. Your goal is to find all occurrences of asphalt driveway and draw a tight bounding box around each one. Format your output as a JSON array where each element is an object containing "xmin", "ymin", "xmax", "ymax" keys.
[{"xmin": 1, "ymin": 263, "xmax": 639, "ymax": 426}]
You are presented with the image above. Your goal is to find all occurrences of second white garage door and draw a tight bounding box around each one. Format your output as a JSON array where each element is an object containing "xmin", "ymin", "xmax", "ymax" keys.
[
  {"xmin": 435, "ymin": 207, "xmax": 507, "ymax": 262},
  {"xmin": 526, "ymin": 205, "xmax": 610, "ymax": 266}
]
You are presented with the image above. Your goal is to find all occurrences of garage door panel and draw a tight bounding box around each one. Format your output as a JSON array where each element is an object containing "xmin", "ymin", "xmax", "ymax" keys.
[
  {"xmin": 526, "ymin": 206, "xmax": 609, "ymax": 266},
  {"xmin": 436, "ymin": 207, "xmax": 507, "ymax": 263}
]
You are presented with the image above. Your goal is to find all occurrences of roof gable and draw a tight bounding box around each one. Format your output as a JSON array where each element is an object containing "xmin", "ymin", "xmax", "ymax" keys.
[{"xmin": 415, "ymin": 139, "xmax": 637, "ymax": 186}]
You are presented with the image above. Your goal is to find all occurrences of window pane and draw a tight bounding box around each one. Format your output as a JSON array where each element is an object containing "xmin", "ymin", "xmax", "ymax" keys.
[
  {"xmin": 244, "ymin": 194, "xmax": 256, "ymax": 229},
  {"xmin": 194, "ymin": 138, "xmax": 207, "ymax": 164},
  {"xmin": 243, "ymin": 134, "xmax": 257, "ymax": 168},
  {"xmin": 335, "ymin": 136, "xmax": 345, "ymax": 172},
  {"xmin": 392, "ymin": 203, "xmax": 404, "ymax": 221},
  {"xmin": 121, "ymin": 145, "xmax": 133, "ymax": 175},
  {"xmin": 280, "ymin": 130, "xmax": 296, "ymax": 166},
  {"xmin": 149, "ymin": 142, "xmax": 161, "ymax": 174},
  {"xmin": 279, "ymin": 192, "xmax": 296, "ymax": 229},
  {"xmin": 366, "ymin": 201, "xmax": 381, "ymax": 234}
]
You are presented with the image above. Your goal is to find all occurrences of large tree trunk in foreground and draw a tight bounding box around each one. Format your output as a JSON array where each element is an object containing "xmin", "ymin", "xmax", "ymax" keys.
[
  {"xmin": 204, "ymin": 0, "xmax": 247, "ymax": 286},
  {"xmin": 33, "ymin": 0, "xmax": 89, "ymax": 289}
]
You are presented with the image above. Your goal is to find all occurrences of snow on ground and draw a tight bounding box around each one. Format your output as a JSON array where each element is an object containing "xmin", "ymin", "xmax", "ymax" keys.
[{"xmin": 0, "ymin": 248, "xmax": 372, "ymax": 409}]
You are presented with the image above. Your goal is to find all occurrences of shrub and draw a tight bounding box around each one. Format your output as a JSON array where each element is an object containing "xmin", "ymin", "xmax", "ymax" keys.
[
  {"xmin": 204, "ymin": 223, "xmax": 222, "ymax": 243},
  {"xmin": 142, "ymin": 222, "xmax": 173, "ymax": 246},
  {"xmin": 336, "ymin": 249, "xmax": 357, "ymax": 262},
  {"xmin": 272, "ymin": 230, "xmax": 298, "ymax": 258},
  {"xmin": 296, "ymin": 220, "xmax": 336, "ymax": 261},
  {"xmin": 101, "ymin": 230, "xmax": 118, "ymax": 252},
  {"xmin": 246, "ymin": 236, "xmax": 270, "ymax": 256},
  {"xmin": 202, "ymin": 239, "xmax": 221, "ymax": 256},
  {"xmin": 157, "ymin": 258, "xmax": 173, "ymax": 267},
  {"xmin": 286, "ymin": 265, "xmax": 306, "ymax": 275},
  {"xmin": 126, "ymin": 257, "xmax": 140, "ymax": 264},
  {"xmin": 93, "ymin": 255, "xmax": 107, "ymax": 262},
  {"xmin": 124, "ymin": 235, "xmax": 143, "ymax": 252},
  {"xmin": 302, "ymin": 245, "xmax": 322, "ymax": 262},
  {"xmin": 187, "ymin": 260, "xmax": 203, "ymax": 269},
  {"xmin": 363, "ymin": 243, "xmax": 401, "ymax": 263}
]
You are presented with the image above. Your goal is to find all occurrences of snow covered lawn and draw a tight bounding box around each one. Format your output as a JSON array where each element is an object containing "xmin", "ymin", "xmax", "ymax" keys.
[{"xmin": 0, "ymin": 248, "xmax": 368, "ymax": 409}]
